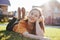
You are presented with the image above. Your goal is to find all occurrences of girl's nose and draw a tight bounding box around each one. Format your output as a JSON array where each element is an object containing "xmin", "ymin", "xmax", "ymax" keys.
[
  {"xmin": 32, "ymin": 14, "xmax": 35, "ymax": 17},
  {"xmin": 31, "ymin": 16, "xmax": 34, "ymax": 18}
]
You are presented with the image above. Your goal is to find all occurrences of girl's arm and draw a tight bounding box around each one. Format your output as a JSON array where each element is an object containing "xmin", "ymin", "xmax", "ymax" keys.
[
  {"xmin": 22, "ymin": 31, "xmax": 50, "ymax": 40},
  {"xmin": 22, "ymin": 32, "xmax": 43, "ymax": 40},
  {"xmin": 39, "ymin": 16, "xmax": 45, "ymax": 32}
]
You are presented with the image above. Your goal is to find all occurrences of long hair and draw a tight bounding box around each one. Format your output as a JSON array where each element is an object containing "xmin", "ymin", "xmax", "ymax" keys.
[
  {"xmin": 24, "ymin": 8, "xmax": 44, "ymax": 34},
  {"xmin": 32, "ymin": 8, "xmax": 45, "ymax": 32}
]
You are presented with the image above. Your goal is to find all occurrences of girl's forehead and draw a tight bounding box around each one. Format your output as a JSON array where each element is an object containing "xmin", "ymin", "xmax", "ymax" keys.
[
  {"xmin": 31, "ymin": 9, "xmax": 39, "ymax": 12},
  {"xmin": 30, "ymin": 9, "xmax": 40, "ymax": 14}
]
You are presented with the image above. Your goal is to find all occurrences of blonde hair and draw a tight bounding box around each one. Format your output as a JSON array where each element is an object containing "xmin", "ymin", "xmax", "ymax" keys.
[
  {"xmin": 24, "ymin": 7, "xmax": 43, "ymax": 20},
  {"xmin": 32, "ymin": 7, "xmax": 43, "ymax": 16}
]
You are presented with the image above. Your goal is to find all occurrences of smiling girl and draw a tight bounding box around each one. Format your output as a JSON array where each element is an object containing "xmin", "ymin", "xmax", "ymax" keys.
[{"xmin": 13, "ymin": 8, "xmax": 50, "ymax": 40}]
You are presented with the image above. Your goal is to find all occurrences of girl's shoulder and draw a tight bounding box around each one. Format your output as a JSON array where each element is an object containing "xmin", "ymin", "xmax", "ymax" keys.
[{"xmin": 19, "ymin": 19, "xmax": 28, "ymax": 24}]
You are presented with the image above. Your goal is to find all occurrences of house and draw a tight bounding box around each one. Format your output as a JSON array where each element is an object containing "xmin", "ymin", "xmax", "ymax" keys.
[
  {"xmin": 32, "ymin": 0, "xmax": 60, "ymax": 25},
  {"xmin": 0, "ymin": 0, "xmax": 11, "ymax": 22}
]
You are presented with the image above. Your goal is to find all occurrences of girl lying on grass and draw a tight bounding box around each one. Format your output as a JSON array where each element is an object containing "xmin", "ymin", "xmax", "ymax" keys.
[{"xmin": 7, "ymin": 8, "xmax": 50, "ymax": 40}]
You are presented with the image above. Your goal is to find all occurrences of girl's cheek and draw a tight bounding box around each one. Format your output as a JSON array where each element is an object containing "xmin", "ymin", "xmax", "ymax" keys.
[
  {"xmin": 35, "ymin": 17, "xmax": 38, "ymax": 20},
  {"xmin": 28, "ymin": 15, "xmax": 31, "ymax": 18}
]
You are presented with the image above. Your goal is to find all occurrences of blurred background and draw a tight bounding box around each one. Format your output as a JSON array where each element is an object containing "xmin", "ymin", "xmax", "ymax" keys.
[{"xmin": 0, "ymin": 0, "xmax": 60, "ymax": 25}]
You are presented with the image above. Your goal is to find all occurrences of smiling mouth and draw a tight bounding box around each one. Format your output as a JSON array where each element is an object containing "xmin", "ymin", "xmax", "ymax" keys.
[{"xmin": 29, "ymin": 17, "xmax": 34, "ymax": 20}]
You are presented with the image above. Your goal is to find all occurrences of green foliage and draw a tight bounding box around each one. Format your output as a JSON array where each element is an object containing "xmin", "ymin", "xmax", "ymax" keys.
[{"xmin": 0, "ymin": 25, "xmax": 60, "ymax": 40}]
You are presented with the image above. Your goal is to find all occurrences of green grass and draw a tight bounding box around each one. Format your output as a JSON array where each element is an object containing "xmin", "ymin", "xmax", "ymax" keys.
[
  {"xmin": 45, "ymin": 27, "xmax": 60, "ymax": 40},
  {"xmin": 0, "ymin": 25, "xmax": 60, "ymax": 40},
  {"xmin": 0, "ymin": 24, "xmax": 36, "ymax": 40}
]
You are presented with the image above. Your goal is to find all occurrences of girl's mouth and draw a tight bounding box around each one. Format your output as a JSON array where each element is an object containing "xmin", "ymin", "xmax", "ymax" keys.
[{"xmin": 30, "ymin": 17, "xmax": 34, "ymax": 21}]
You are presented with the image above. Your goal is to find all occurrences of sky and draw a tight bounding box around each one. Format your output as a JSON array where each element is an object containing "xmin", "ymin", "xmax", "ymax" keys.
[{"xmin": 8, "ymin": 0, "xmax": 60, "ymax": 12}]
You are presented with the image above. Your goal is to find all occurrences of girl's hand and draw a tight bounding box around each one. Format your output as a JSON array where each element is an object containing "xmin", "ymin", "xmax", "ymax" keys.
[
  {"xmin": 39, "ymin": 37, "xmax": 50, "ymax": 40},
  {"xmin": 38, "ymin": 16, "xmax": 44, "ymax": 22}
]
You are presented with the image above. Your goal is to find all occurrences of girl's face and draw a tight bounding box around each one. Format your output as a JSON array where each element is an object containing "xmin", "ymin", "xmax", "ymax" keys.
[{"xmin": 28, "ymin": 9, "xmax": 41, "ymax": 23}]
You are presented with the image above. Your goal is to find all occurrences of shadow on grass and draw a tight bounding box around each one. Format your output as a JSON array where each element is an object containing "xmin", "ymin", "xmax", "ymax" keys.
[
  {"xmin": 0, "ymin": 30, "xmax": 23, "ymax": 40},
  {"xmin": 0, "ymin": 30, "xmax": 36, "ymax": 40}
]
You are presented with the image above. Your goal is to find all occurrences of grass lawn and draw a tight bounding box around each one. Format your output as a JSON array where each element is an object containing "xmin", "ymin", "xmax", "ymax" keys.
[
  {"xmin": 45, "ymin": 26, "xmax": 60, "ymax": 40},
  {"xmin": 0, "ymin": 24, "xmax": 60, "ymax": 40}
]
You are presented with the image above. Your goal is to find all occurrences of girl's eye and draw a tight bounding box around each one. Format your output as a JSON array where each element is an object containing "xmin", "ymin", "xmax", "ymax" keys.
[
  {"xmin": 31, "ymin": 13, "xmax": 33, "ymax": 15},
  {"xmin": 35, "ymin": 15, "xmax": 38, "ymax": 17}
]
